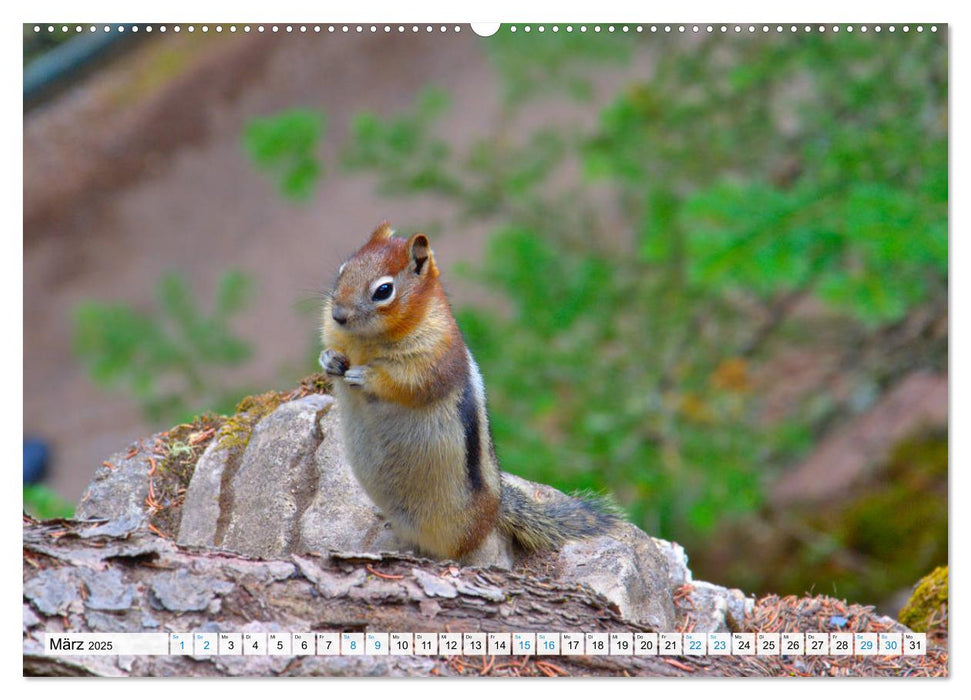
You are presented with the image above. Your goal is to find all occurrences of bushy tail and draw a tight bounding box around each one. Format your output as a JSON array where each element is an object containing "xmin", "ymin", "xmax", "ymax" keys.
[{"xmin": 496, "ymin": 474, "xmax": 622, "ymax": 552}]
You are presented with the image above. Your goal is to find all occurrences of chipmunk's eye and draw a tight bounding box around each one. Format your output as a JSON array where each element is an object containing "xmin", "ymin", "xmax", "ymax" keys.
[{"xmin": 370, "ymin": 276, "xmax": 395, "ymax": 303}]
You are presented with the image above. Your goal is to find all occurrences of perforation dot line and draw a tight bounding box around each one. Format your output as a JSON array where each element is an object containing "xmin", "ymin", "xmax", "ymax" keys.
[{"xmin": 32, "ymin": 24, "xmax": 939, "ymax": 35}]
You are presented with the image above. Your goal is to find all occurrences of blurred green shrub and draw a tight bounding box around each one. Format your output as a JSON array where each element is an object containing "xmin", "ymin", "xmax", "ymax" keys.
[
  {"xmin": 74, "ymin": 270, "xmax": 255, "ymax": 425},
  {"xmin": 244, "ymin": 109, "xmax": 325, "ymax": 201},
  {"xmin": 239, "ymin": 29, "xmax": 946, "ymax": 549},
  {"xmin": 24, "ymin": 484, "xmax": 74, "ymax": 519},
  {"xmin": 488, "ymin": 30, "xmax": 634, "ymax": 103},
  {"xmin": 336, "ymin": 29, "xmax": 946, "ymax": 541},
  {"xmin": 342, "ymin": 89, "xmax": 460, "ymax": 198}
]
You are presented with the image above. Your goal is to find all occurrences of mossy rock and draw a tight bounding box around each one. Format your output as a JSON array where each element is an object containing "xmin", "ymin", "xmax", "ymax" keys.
[
  {"xmin": 899, "ymin": 565, "xmax": 948, "ymax": 643},
  {"xmin": 216, "ymin": 391, "xmax": 289, "ymax": 452},
  {"xmin": 148, "ymin": 375, "xmax": 332, "ymax": 536},
  {"xmin": 215, "ymin": 374, "xmax": 333, "ymax": 453},
  {"xmin": 150, "ymin": 412, "xmax": 225, "ymax": 536}
]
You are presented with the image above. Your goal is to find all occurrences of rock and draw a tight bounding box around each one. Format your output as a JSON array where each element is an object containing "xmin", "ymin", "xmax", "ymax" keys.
[
  {"xmin": 684, "ymin": 581, "xmax": 754, "ymax": 632},
  {"xmin": 219, "ymin": 394, "xmax": 331, "ymax": 557},
  {"xmin": 651, "ymin": 538, "xmax": 693, "ymax": 588},
  {"xmin": 76, "ymin": 436, "xmax": 161, "ymax": 521},
  {"xmin": 84, "ymin": 390, "xmax": 758, "ymax": 634},
  {"xmin": 458, "ymin": 530, "xmax": 517, "ymax": 569},
  {"xmin": 177, "ymin": 395, "xmax": 409, "ymax": 558},
  {"xmin": 496, "ymin": 473, "xmax": 679, "ymax": 628},
  {"xmin": 645, "ymin": 537, "xmax": 755, "ymax": 631},
  {"xmin": 179, "ymin": 394, "xmax": 334, "ymax": 553},
  {"xmin": 558, "ymin": 525, "xmax": 677, "ymax": 629},
  {"xmin": 177, "ymin": 395, "xmax": 516, "ymax": 567},
  {"xmin": 177, "ymin": 440, "xmax": 233, "ymax": 548}
]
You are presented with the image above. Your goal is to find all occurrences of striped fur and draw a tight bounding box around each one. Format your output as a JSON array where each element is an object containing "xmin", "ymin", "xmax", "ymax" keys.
[
  {"xmin": 458, "ymin": 377, "xmax": 485, "ymax": 493},
  {"xmin": 322, "ymin": 223, "xmax": 618, "ymax": 561}
]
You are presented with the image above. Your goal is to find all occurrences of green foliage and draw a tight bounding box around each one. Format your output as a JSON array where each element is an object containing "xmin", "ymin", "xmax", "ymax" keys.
[
  {"xmin": 74, "ymin": 271, "xmax": 256, "ymax": 424},
  {"xmin": 483, "ymin": 26, "xmax": 635, "ymax": 103},
  {"xmin": 244, "ymin": 109, "xmax": 325, "ymax": 200},
  {"xmin": 332, "ymin": 28, "xmax": 946, "ymax": 542},
  {"xmin": 241, "ymin": 28, "xmax": 946, "ymax": 551},
  {"xmin": 585, "ymin": 32, "xmax": 947, "ymax": 326},
  {"xmin": 24, "ymin": 485, "xmax": 74, "ymax": 519},
  {"xmin": 342, "ymin": 89, "xmax": 460, "ymax": 198}
]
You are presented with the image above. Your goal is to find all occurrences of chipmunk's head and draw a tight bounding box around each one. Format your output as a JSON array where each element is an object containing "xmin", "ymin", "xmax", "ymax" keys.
[{"xmin": 326, "ymin": 221, "xmax": 441, "ymax": 340}]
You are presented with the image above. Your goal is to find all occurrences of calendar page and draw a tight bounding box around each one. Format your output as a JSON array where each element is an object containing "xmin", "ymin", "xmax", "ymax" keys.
[{"xmin": 21, "ymin": 5, "xmax": 948, "ymax": 680}]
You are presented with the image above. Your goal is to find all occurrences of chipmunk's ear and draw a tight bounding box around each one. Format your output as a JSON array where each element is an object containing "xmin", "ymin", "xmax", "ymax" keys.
[
  {"xmin": 407, "ymin": 233, "xmax": 437, "ymax": 276},
  {"xmin": 369, "ymin": 221, "xmax": 394, "ymax": 243}
]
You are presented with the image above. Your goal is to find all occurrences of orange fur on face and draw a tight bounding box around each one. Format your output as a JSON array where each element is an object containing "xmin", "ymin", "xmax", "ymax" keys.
[
  {"xmin": 333, "ymin": 229, "xmax": 446, "ymax": 346},
  {"xmin": 324, "ymin": 224, "xmax": 466, "ymax": 407},
  {"xmin": 380, "ymin": 278, "xmax": 446, "ymax": 344}
]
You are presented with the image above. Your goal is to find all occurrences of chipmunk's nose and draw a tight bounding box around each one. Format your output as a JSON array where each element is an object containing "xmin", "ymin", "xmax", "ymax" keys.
[{"xmin": 332, "ymin": 305, "xmax": 350, "ymax": 325}]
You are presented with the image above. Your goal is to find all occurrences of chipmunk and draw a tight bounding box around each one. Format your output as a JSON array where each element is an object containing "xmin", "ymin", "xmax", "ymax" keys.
[{"xmin": 320, "ymin": 222, "xmax": 618, "ymax": 562}]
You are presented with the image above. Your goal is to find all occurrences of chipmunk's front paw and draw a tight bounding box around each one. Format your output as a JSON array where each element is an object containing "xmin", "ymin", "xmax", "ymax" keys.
[
  {"xmin": 343, "ymin": 365, "xmax": 371, "ymax": 389},
  {"xmin": 319, "ymin": 349, "xmax": 350, "ymax": 377}
]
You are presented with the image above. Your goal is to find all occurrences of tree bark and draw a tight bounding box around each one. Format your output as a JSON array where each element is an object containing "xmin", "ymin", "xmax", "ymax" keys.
[
  {"xmin": 23, "ymin": 515, "xmax": 695, "ymax": 677},
  {"xmin": 22, "ymin": 516, "xmax": 945, "ymax": 677}
]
